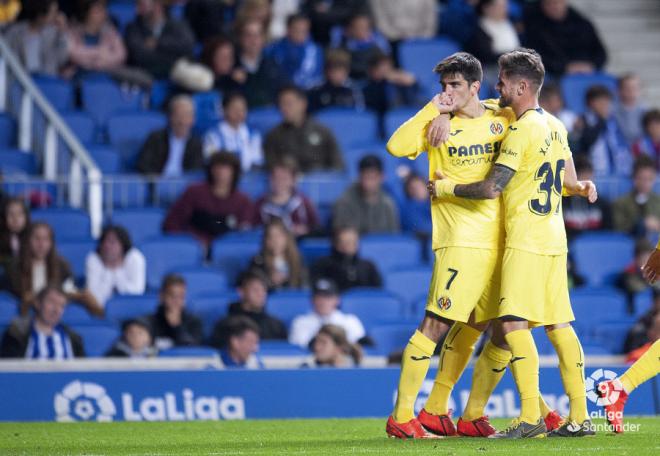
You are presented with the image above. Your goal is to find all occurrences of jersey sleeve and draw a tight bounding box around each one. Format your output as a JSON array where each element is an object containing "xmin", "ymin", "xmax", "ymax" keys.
[
  {"xmin": 386, "ymin": 102, "xmax": 438, "ymax": 159},
  {"xmin": 495, "ymin": 124, "xmax": 528, "ymax": 171}
]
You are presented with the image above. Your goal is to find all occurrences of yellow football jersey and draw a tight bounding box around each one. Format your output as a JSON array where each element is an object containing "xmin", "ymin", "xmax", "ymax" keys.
[
  {"xmin": 496, "ymin": 108, "xmax": 572, "ymax": 255},
  {"xmin": 387, "ymin": 102, "xmax": 514, "ymax": 250}
]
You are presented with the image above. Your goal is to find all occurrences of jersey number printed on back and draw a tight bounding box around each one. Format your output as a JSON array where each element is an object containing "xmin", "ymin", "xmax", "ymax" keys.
[{"xmin": 529, "ymin": 159, "xmax": 565, "ymax": 216}]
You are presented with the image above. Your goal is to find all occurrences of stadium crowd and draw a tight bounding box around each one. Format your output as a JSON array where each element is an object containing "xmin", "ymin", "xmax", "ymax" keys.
[{"xmin": 0, "ymin": 0, "xmax": 659, "ymax": 366}]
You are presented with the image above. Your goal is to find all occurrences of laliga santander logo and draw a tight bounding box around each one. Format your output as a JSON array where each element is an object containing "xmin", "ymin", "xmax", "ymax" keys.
[
  {"xmin": 54, "ymin": 380, "xmax": 116, "ymax": 422},
  {"xmin": 585, "ymin": 368, "xmax": 622, "ymax": 406}
]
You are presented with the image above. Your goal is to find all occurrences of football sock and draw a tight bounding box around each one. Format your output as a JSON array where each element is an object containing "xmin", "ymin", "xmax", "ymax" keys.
[
  {"xmin": 393, "ymin": 330, "xmax": 436, "ymax": 423},
  {"xmin": 620, "ymin": 339, "xmax": 660, "ymax": 394},
  {"xmin": 547, "ymin": 326, "xmax": 588, "ymax": 423},
  {"xmin": 539, "ymin": 395, "xmax": 553, "ymax": 418},
  {"xmin": 425, "ymin": 323, "xmax": 481, "ymax": 416},
  {"xmin": 462, "ymin": 340, "xmax": 510, "ymax": 421},
  {"xmin": 504, "ymin": 329, "xmax": 541, "ymax": 423}
]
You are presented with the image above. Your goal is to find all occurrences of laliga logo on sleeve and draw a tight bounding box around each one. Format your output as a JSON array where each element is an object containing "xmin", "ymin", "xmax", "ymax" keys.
[
  {"xmin": 54, "ymin": 380, "xmax": 116, "ymax": 422},
  {"xmin": 585, "ymin": 369, "xmax": 621, "ymax": 406}
]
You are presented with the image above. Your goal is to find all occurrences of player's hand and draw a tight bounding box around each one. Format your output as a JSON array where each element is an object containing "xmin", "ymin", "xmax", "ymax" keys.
[
  {"xmin": 431, "ymin": 92, "xmax": 455, "ymax": 114},
  {"xmin": 427, "ymin": 114, "xmax": 451, "ymax": 147},
  {"xmin": 642, "ymin": 249, "xmax": 660, "ymax": 284},
  {"xmin": 427, "ymin": 170, "xmax": 454, "ymax": 198},
  {"xmin": 577, "ymin": 180, "xmax": 598, "ymax": 203}
]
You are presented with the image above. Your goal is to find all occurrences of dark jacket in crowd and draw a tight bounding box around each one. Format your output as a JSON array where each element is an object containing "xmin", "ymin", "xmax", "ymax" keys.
[
  {"xmin": 236, "ymin": 55, "xmax": 290, "ymax": 108},
  {"xmin": 311, "ymin": 248, "xmax": 382, "ymax": 292},
  {"xmin": 209, "ymin": 302, "xmax": 287, "ymax": 347},
  {"xmin": 623, "ymin": 311, "xmax": 658, "ymax": 354},
  {"xmin": 523, "ymin": 4, "xmax": 607, "ymax": 75},
  {"xmin": 562, "ymin": 194, "xmax": 612, "ymax": 239},
  {"xmin": 302, "ymin": 0, "xmax": 371, "ymax": 46},
  {"xmin": 147, "ymin": 305, "xmax": 203, "ymax": 349},
  {"xmin": 0, "ymin": 317, "xmax": 84, "ymax": 358},
  {"xmin": 184, "ymin": 0, "xmax": 236, "ymax": 42},
  {"xmin": 136, "ymin": 128, "xmax": 204, "ymax": 175},
  {"xmin": 612, "ymin": 192, "xmax": 660, "ymax": 237},
  {"xmin": 308, "ymin": 81, "xmax": 363, "ymax": 112},
  {"xmin": 264, "ymin": 118, "xmax": 344, "ymax": 172}
]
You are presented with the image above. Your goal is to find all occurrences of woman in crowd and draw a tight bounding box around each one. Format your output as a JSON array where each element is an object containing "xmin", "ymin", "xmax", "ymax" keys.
[
  {"xmin": 305, "ymin": 324, "xmax": 362, "ymax": 367},
  {"xmin": 201, "ymin": 36, "xmax": 244, "ymax": 95},
  {"xmin": 0, "ymin": 198, "xmax": 30, "ymax": 273}
]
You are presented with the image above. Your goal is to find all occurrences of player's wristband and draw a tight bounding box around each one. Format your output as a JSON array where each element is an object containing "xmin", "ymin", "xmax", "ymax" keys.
[{"xmin": 434, "ymin": 180, "xmax": 456, "ymax": 198}]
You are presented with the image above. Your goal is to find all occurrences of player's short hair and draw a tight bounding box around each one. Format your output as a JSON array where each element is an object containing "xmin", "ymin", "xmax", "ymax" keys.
[
  {"xmin": 585, "ymin": 85, "xmax": 613, "ymax": 105},
  {"xmin": 433, "ymin": 52, "xmax": 483, "ymax": 85},
  {"xmin": 160, "ymin": 273, "xmax": 186, "ymax": 293},
  {"xmin": 642, "ymin": 109, "xmax": 660, "ymax": 133},
  {"xmin": 497, "ymin": 48, "xmax": 545, "ymax": 90},
  {"xmin": 632, "ymin": 155, "xmax": 656, "ymax": 177}
]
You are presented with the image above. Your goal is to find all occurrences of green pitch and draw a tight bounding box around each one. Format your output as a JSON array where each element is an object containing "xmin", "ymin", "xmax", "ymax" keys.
[{"xmin": 0, "ymin": 418, "xmax": 658, "ymax": 455}]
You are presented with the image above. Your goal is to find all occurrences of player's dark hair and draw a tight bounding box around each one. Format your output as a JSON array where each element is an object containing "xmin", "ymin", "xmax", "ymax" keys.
[
  {"xmin": 497, "ymin": 48, "xmax": 545, "ymax": 90},
  {"xmin": 585, "ymin": 85, "xmax": 613, "ymax": 105},
  {"xmin": 160, "ymin": 273, "xmax": 186, "ymax": 294},
  {"xmin": 206, "ymin": 151, "xmax": 242, "ymax": 192},
  {"xmin": 632, "ymin": 155, "xmax": 656, "ymax": 177},
  {"xmin": 433, "ymin": 52, "xmax": 483, "ymax": 85},
  {"xmin": 642, "ymin": 109, "xmax": 660, "ymax": 134}
]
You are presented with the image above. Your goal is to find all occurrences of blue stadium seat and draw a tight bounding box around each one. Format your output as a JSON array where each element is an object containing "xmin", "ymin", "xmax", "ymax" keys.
[
  {"xmin": 359, "ymin": 234, "xmax": 422, "ymax": 272},
  {"xmin": 0, "ymin": 113, "xmax": 16, "ymax": 147},
  {"xmin": 316, "ymin": 108, "xmax": 379, "ymax": 149},
  {"xmin": 411, "ymin": 293, "xmax": 430, "ymax": 318},
  {"xmin": 581, "ymin": 344, "xmax": 614, "ymax": 356},
  {"xmin": 369, "ymin": 324, "xmax": 416, "ymax": 356},
  {"xmin": 595, "ymin": 176, "xmax": 632, "ymax": 201},
  {"xmin": 88, "ymin": 145, "xmax": 122, "ymax": 173},
  {"xmin": 111, "ymin": 208, "xmax": 165, "ymax": 245},
  {"xmin": 150, "ymin": 79, "xmax": 173, "ymax": 110},
  {"xmin": 0, "ymin": 291, "xmax": 18, "ymax": 324},
  {"xmin": 298, "ymin": 237, "xmax": 331, "ymax": 266},
  {"xmin": 73, "ymin": 324, "xmax": 120, "ymax": 357},
  {"xmin": 591, "ymin": 322, "xmax": 631, "ymax": 355},
  {"xmin": 107, "ymin": 111, "xmax": 167, "ymax": 168},
  {"xmin": 105, "ymin": 294, "xmax": 158, "ymax": 322},
  {"xmin": 189, "ymin": 292, "xmax": 237, "ymax": 336},
  {"xmin": 267, "ymin": 290, "xmax": 311, "ymax": 326},
  {"xmin": 153, "ymin": 175, "xmax": 200, "ymax": 206},
  {"xmin": 31, "ymin": 208, "xmax": 91, "ymax": 241},
  {"xmin": 238, "ymin": 171, "xmax": 269, "ymax": 200},
  {"xmin": 106, "ymin": 175, "xmax": 150, "ymax": 208},
  {"xmin": 258, "ymin": 340, "xmax": 308, "ymax": 356},
  {"xmin": 2, "ymin": 181, "xmax": 57, "ymax": 202},
  {"xmin": 384, "ymin": 267, "xmax": 433, "ymax": 311},
  {"xmin": 248, "ymin": 107, "xmax": 282, "ymax": 134},
  {"xmin": 81, "ymin": 78, "xmax": 143, "ymax": 128},
  {"xmin": 398, "ymin": 38, "xmax": 461, "ymax": 97},
  {"xmin": 571, "ymin": 232, "xmax": 634, "ymax": 286},
  {"xmin": 384, "ymin": 107, "xmax": 418, "ymax": 139},
  {"xmin": 531, "ymin": 328, "xmax": 556, "ymax": 355},
  {"xmin": 176, "ymin": 268, "xmax": 229, "ymax": 297},
  {"xmin": 0, "ymin": 149, "xmax": 37, "ymax": 175},
  {"xmin": 299, "ymin": 171, "xmax": 351, "ymax": 207},
  {"xmin": 140, "ymin": 236, "xmax": 204, "ymax": 290},
  {"xmin": 560, "ymin": 73, "xmax": 618, "ymax": 114},
  {"xmin": 58, "ymin": 239, "xmax": 95, "ymax": 281},
  {"xmin": 192, "ymin": 91, "xmax": 222, "ymax": 133},
  {"xmin": 34, "ymin": 76, "xmax": 74, "ymax": 111},
  {"xmin": 211, "ymin": 237, "xmax": 261, "ymax": 284},
  {"xmin": 159, "ymin": 346, "xmax": 219, "ymax": 357},
  {"xmin": 62, "ymin": 111, "xmax": 96, "ymax": 145},
  {"xmin": 107, "ymin": 1, "xmax": 135, "ymax": 32},
  {"xmin": 341, "ymin": 288, "xmax": 403, "ymax": 329},
  {"xmin": 633, "ymin": 289, "xmax": 653, "ymax": 317},
  {"xmin": 62, "ymin": 304, "xmax": 103, "ymax": 326},
  {"xmin": 570, "ymin": 287, "xmax": 629, "ymax": 326}
]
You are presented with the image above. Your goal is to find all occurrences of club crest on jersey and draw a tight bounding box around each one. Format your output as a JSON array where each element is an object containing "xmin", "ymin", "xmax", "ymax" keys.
[
  {"xmin": 437, "ymin": 296, "xmax": 452, "ymax": 311},
  {"xmin": 490, "ymin": 122, "xmax": 504, "ymax": 135}
]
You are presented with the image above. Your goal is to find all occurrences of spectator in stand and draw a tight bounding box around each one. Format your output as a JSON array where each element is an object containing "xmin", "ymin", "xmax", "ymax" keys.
[
  {"xmin": 163, "ymin": 152, "xmax": 253, "ymax": 248},
  {"xmin": 523, "ymin": 0, "xmax": 607, "ymax": 76},
  {"xmin": 264, "ymin": 85, "xmax": 344, "ymax": 172},
  {"xmin": 626, "ymin": 312, "xmax": 660, "ymax": 363},
  {"xmin": 218, "ymin": 316, "xmax": 263, "ymax": 369},
  {"xmin": 105, "ymin": 317, "xmax": 157, "ymax": 358},
  {"xmin": 624, "ymin": 292, "xmax": 660, "ymax": 354},
  {"xmin": 616, "ymin": 74, "xmax": 646, "ymax": 145},
  {"xmin": 4, "ymin": 0, "xmax": 70, "ymax": 76},
  {"xmin": 247, "ymin": 219, "xmax": 308, "ymax": 290},
  {"xmin": 632, "ymin": 110, "xmax": 660, "ymax": 168},
  {"xmin": 124, "ymin": 0, "xmax": 195, "ymax": 80},
  {"xmin": 302, "ymin": 0, "xmax": 369, "ymax": 46},
  {"xmin": 200, "ymin": 37, "xmax": 243, "ymax": 95},
  {"xmin": 333, "ymin": 154, "xmax": 400, "ymax": 234},
  {"xmin": 267, "ymin": 13, "xmax": 323, "ymax": 90},
  {"xmin": 333, "ymin": 13, "xmax": 390, "ymax": 80},
  {"xmin": 203, "ymin": 92, "xmax": 264, "ymax": 172},
  {"xmin": 369, "ymin": 0, "xmax": 436, "ymax": 44},
  {"xmin": 0, "ymin": 0, "xmax": 21, "ymax": 28},
  {"xmin": 400, "ymin": 174, "xmax": 432, "ymax": 236},
  {"xmin": 289, "ymin": 278, "xmax": 366, "ymax": 347},
  {"xmin": 268, "ymin": 0, "xmax": 300, "ymax": 40},
  {"xmin": 7, "ymin": 222, "xmax": 102, "ymax": 316},
  {"xmin": 85, "ymin": 225, "xmax": 146, "ymax": 308},
  {"xmin": 575, "ymin": 85, "xmax": 631, "ymax": 177},
  {"xmin": 362, "ymin": 52, "xmax": 417, "ymax": 124},
  {"xmin": 136, "ymin": 95, "xmax": 204, "ymax": 177},
  {"xmin": 235, "ymin": 0, "xmax": 271, "ymax": 31},
  {"xmin": 67, "ymin": 0, "xmax": 126, "ymax": 78},
  {"xmin": 253, "ymin": 156, "xmax": 319, "ymax": 236},
  {"xmin": 308, "ymin": 49, "xmax": 364, "ymax": 112},
  {"xmin": 184, "ymin": 0, "xmax": 237, "ymax": 42},
  {"xmin": 234, "ymin": 19, "xmax": 289, "ymax": 108},
  {"xmin": 146, "ymin": 274, "xmax": 203, "ymax": 350},
  {"xmin": 620, "ymin": 239, "xmax": 660, "ymax": 302},
  {"xmin": 0, "ymin": 198, "xmax": 30, "ymax": 274},
  {"xmin": 539, "ymin": 82, "xmax": 578, "ymax": 137},
  {"xmin": 0, "ymin": 286, "xmax": 84, "ymax": 359},
  {"xmin": 562, "ymin": 156, "xmax": 611, "ymax": 239},
  {"xmin": 612, "ymin": 156, "xmax": 660, "ymax": 238},
  {"xmin": 311, "ymin": 225, "xmax": 381, "ymax": 292},
  {"xmin": 303, "ymin": 323, "xmax": 362, "ymax": 367},
  {"xmin": 210, "ymin": 270, "xmax": 287, "ymax": 346}
]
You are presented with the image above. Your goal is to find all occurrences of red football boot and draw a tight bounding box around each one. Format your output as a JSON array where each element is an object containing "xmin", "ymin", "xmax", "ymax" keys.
[
  {"xmin": 417, "ymin": 409, "xmax": 457, "ymax": 436},
  {"xmin": 543, "ymin": 410, "xmax": 563, "ymax": 431},
  {"xmin": 456, "ymin": 416, "xmax": 497, "ymax": 437},
  {"xmin": 598, "ymin": 380, "xmax": 629, "ymax": 433},
  {"xmin": 386, "ymin": 416, "xmax": 435, "ymax": 439}
]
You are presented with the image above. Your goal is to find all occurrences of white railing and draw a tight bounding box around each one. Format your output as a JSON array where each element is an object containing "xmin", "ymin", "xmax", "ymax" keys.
[{"xmin": 0, "ymin": 36, "xmax": 103, "ymax": 237}]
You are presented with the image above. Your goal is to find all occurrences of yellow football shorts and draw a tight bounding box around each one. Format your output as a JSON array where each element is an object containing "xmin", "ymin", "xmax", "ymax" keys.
[
  {"xmin": 498, "ymin": 248, "xmax": 574, "ymax": 326},
  {"xmin": 425, "ymin": 247, "xmax": 502, "ymax": 324}
]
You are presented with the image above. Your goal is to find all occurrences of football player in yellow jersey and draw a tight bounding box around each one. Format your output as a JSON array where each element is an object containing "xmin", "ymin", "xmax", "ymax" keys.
[{"xmin": 433, "ymin": 49, "xmax": 597, "ymax": 438}]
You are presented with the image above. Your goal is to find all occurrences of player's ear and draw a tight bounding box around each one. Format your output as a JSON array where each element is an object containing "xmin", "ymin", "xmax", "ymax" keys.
[{"xmin": 471, "ymin": 81, "xmax": 481, "ymax": 96}]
